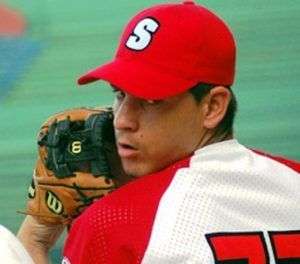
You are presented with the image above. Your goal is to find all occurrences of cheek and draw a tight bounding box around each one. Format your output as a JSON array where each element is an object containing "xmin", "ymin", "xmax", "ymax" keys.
[
  {"xmin": 141, "ymin": 114, "xmax": 202, "ymax": 161},
  {"xmin": 121, "ymin": 130, "xmax": 194, "ymax": 177}
]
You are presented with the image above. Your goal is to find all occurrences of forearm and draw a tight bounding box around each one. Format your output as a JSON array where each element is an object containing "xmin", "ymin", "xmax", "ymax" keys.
[{"xmin": 17, "ymin": 216, "xmax": 65, "ymax": 264}]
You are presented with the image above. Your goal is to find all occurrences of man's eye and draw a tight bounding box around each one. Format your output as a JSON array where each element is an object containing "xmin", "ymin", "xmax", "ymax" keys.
[
  {"xmin": 145, "ymin": 99, "xmax": 162, "ymax": 105},
  {"xmin": 113, "ymin": 89, "xmax": 125, "ymax": 100}
]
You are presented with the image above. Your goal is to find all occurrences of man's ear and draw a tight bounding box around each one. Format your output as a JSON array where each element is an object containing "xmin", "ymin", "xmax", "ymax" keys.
[{"xmin": 202, "ymin": 86, "xmax": 231, "ymax": 129}]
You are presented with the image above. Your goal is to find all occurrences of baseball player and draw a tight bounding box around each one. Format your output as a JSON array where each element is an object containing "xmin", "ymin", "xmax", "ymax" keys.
[{"xmin": 18, "ymin": 1, "xmax": 300, "ymax": 264}]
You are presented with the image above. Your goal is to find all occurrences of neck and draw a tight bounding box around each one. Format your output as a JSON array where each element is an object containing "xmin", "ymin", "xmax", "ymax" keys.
[{"xmin": 195, "ymin": 129, "xmax": 233, "ymax": 151}]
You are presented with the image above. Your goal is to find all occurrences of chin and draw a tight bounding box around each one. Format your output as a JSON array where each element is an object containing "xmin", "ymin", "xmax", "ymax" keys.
[
  {"xmin": 121, "ymin": 158, "xmax": 170, "ymax": 178},
  {"xmin": 123, "ymin": 166, "xmax": 148, "ymax": 178},
  {"xmin": 121, "ymin": 160, "xmax": 153, "ymax": 177}
]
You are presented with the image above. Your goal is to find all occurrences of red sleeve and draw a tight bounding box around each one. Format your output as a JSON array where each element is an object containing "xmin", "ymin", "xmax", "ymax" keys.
[
  {"xmin": 63, "ymin": 214, "xmax": 95, "ymax": 264},
  {"xmin": 63, "ymin": 157, "xmax": 191, "ymax": 264}
]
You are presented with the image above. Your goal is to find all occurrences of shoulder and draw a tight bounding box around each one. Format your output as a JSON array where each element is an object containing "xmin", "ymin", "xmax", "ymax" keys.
[
  {"xmin": 193, "ymin": 139, "xmax": 299, "ymax": 170},
  {"xmin": 89, "ymin": 156, "xmax": 191, "ymax": 210},
  {"xmin": 251, "ymin": 149, "xmax": 300, "ymax": 173},
  {"xmin": 63, "ymin": 157, "xmax": 191, "ymax": 263}
]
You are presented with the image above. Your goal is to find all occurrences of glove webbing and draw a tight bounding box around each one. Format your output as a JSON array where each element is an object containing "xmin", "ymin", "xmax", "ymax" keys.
[{"xmin": 38, "ymin": 112, "xmax": 114, "ymax": 179}]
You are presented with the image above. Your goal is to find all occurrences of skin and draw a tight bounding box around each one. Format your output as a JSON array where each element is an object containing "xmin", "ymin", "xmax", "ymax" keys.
[
  {"xmin": 17, "ymin": 216, "xmax": 64, "ymax": 264},
  {"xmin": 17, "ymin": 85, "xmax": 232, "ymax": 264},
  {"xmin": 113, "ymin": 85, "xmax": 232, "ymax": 177}
]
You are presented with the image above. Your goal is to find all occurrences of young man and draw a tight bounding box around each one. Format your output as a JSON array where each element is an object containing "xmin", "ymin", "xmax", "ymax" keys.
[{"xmin": 19, "ymin": 1, "xmax": 300, "ymax": 263}]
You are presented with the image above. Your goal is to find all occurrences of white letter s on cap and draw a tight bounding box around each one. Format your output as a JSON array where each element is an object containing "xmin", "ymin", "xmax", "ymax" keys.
[{"xmin": 126, "ymin": 18, "xmax": 159, "ymax": 50}]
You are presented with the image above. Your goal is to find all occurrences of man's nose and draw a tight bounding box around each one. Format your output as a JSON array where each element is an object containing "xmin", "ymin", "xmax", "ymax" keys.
[{"xmin": 113, "ymin": 96, "xmax": 139, "ymax": 132}]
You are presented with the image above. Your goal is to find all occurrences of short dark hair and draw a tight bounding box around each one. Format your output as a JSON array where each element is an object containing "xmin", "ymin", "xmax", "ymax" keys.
[{"xmin": 189, "ymin": 83, "xmax": 237, "ymax": 136}]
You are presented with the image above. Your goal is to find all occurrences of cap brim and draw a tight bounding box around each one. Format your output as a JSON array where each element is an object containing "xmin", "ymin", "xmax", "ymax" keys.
[{"xmin": 78, "ymin": 58, "xmax": 198, "ymax": 100}]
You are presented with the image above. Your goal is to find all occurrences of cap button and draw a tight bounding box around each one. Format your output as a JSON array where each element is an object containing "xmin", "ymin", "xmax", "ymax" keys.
[{"xmin": 182, "ymin": 0, "xmax": 195, "ymax": 4}]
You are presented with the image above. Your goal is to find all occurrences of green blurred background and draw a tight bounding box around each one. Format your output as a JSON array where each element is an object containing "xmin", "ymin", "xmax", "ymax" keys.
[{"xmin": 0, "ymin": 0, "xmax": 299, "ymax": 262}]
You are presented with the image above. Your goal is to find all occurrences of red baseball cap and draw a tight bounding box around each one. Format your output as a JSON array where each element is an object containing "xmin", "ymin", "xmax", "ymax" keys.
[{"xmin": 78, "ymin": 0, "xmax": 236, "ymax": 100}]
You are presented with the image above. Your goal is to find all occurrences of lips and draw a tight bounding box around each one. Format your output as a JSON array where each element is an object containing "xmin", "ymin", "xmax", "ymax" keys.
[{"xmin": 117, "ymin": 141, "xmax": 139, "ymax": 158}]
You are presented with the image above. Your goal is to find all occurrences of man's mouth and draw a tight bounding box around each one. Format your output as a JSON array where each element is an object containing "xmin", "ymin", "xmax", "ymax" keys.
[{"xmin": 117, "ymin": 142, "xmax": 139, "ymax": 158}]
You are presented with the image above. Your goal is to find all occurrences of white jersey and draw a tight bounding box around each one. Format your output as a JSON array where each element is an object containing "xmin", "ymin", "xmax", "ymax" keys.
[
  {"xmin": 64, "ymin": 139, "xmax": 300, "ymax": 264},
  {"xmin": 142, "ymin": 139, "xmax": 300, "ymax": 263},
  {"xmin": 0, "ymin": 225, "xmax": 34, "ymax": 264}
]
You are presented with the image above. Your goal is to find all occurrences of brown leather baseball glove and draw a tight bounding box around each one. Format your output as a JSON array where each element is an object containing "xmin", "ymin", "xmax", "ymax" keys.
[{"xmin": 21, "ymin": 107, "xmax": 125, "ymax": 225}]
